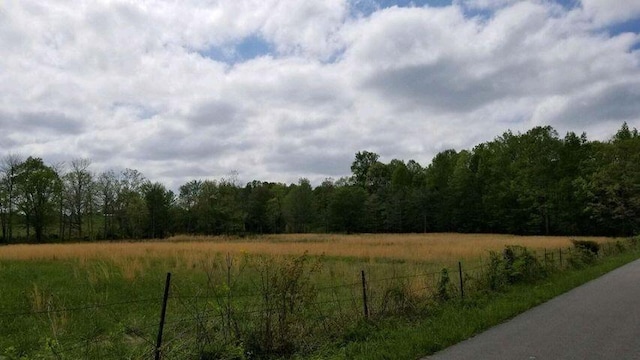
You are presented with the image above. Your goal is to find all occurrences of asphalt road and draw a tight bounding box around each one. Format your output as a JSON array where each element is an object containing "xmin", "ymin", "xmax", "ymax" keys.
[{"xmin": 423, "ymin": 259, "xmax": 640, "ymax": 360}]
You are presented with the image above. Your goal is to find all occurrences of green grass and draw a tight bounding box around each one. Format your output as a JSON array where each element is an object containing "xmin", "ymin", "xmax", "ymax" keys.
[
  {"xmin": 0, "ymin": 242, "xmax": 638, "ymax": 359},
  {"xmin": 314, "ymin": 248, "xmax": 640, "ymax": 360}
]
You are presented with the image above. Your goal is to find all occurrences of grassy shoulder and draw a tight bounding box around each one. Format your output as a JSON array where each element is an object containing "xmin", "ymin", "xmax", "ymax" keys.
[{"xmin": 312, "ymin": 248, "xmax": 640, "ymax": 360}]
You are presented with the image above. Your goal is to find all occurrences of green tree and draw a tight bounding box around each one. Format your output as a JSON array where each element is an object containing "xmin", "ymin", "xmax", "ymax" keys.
[
  {"xmin": 312, "ymin": 178, "xmax": 334, "ymax": 233},
  {"xmin": 0, "ymin": 155, "xmax": 22, "ymax": 243},
  {"xmin": 448, "ymin": 150, "xmax": 481, "ymax": 232},
  {"xmin": 14, "ymin": 157, "xmax": 62, "ymax": 242},
  {"xmin": 266, "ymin": 183, "xmax": 287, "ymax": 233},
  {"xmin": 510, "ymin": 126, "xmax": 562, "ymax": 234},
  {"xmin": 193, "ymin": 180, "xmax": 245, "ymax": 235},
  {"xmin": 115, "ymin": 169, "xmax": 147, "ymax": 239},
  {"xmin": 97, "ymin": 170, "xmax": 120, "ymax": 239},
  {"xmin": 283, "ymin": 179, "xmax": 315, "ymax": 233},
  {"xmin": 178, "ymin": 180, "xmax": 202, "ymax": 234},
  {"xmin": 62, "ymin": 159, "xmax": 95, "ymax": 240},
  {"xmin": 329, "ymin": 186, "xmax": 367, "ymax": 233},
  {"xmin": 581, "ymin": 123, "xmax": 640, "ymax": 235},
  {"xmin": 424, "ymin": 149, "xmax": 459, "ymax": 231},
  {"xmin": 351, "ymin": 151, "xmax": 380, "ymax": 188},
  {"xmin": 142, "ymin": 182, "xmax": 175, "ymax": 238}
]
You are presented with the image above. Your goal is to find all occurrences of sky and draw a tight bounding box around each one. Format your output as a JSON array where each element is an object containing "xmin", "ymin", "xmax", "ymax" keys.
[{"xmin": 1, "ymin": 0, "xmax": 639, "ymax": 189}]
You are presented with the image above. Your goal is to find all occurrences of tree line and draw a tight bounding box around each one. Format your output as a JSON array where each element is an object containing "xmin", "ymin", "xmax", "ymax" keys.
[{"xmin": 1, "ymin": 123, "xmax": 638, "ymax": 243}]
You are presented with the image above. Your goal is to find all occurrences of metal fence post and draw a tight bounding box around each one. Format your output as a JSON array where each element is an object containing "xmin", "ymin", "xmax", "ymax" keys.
[
  {"xmin": 361, "ymin": 270, "xmax": 369, "ymax": 319},
  {"xmin": 559, "ymin": 248, "xmax": 563, "ymax": 268},
  {"xmin": 458, "ymin": 262, "xmax": 464, "ymax": 300},
  {"xmin": 155, "ymin": 272, "xmax": 172, "ymax": 360}
]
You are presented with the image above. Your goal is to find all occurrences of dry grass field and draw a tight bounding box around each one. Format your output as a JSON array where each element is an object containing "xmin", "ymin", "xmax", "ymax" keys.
[
  {"xmin": 0, "ymin": 233, "xmax": 628, "ymax": 360},
  {"xmin": 0, "ymin": 233, "xmax": 614, "ymax": 265}
]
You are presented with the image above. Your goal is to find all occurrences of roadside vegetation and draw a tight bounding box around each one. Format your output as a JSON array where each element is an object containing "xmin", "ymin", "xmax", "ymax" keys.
[{"xmin": 0, "ymin": 234, "xmax": 637, "ymax": 359}]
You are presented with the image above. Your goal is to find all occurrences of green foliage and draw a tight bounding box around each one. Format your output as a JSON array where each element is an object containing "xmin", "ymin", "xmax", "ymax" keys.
[
  {"xmin": 436, "ymin": 268, "xmax": 450, "ymax": 301},
  {"xmin": 379, "ymin": 281, "xmax": 418, "ymax": 315},
  {"xmin": 14, "ymin": 157, "xmax": 62, "ymax": 243},
  {"xmin": 4, "ymin": 123, "xmax": 640, "ymax": 242},
  {"xmin": 142, "ymin": 182, "xmax": 175, "ymax": 238},
  {"xmin": 329, "ymin": 186, "xmax": 367, "ymax": 233},
  {"xmin": 2, "ymin": 239, "xmax": 640, "ymax": 359},
  {"xmin": 571, "ymin": 239, "xmax": 600, "ymax": 255},
  {"xmin": 246, "ymin": 253, "xmax": 324, "ymax": 357},
  {"xmin": 198, "ymin": 342, "xmax": 247, "ymax": 360},
  {"xmin": 569, "ymin": 240, "xmax": 600, "ymax": 268},
  {"xmin": 323, "ymin": 248, "xmax": 640, "ymax": 360},
  {"xmin": 283, "ymin": 179, "xmax": 315, "ymax": 233},
  {"xmin": 350, "ymin": 151, "xmax": 379, "ymax": 188},
  {"xmin": 484, "ymin": 246, "xmax": 546, "ymax": 291}
]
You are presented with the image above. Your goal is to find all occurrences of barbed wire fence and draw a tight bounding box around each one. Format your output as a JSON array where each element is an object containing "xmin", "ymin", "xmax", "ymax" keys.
[{"xmin": 0, "ymin": 239, "xmax": 635, "ymax": 359}]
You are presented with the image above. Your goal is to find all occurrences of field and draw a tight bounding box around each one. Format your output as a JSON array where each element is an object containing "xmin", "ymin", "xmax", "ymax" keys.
[
  {"xmin": 0, "ymin": 233, "xmax": 614, "ymax": 262},
  {"xmin": 0, "ymin": 233, "xmax": 621, "ymax": 359}
]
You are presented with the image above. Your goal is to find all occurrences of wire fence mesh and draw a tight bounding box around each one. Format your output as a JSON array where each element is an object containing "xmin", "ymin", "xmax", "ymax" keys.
[{"xmin": 0, "ymin": 238, "xmax": 636, "ymax": 359}]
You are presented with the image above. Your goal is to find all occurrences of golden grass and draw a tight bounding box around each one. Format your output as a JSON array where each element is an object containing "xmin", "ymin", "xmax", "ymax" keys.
[{"xmin": 0, "ymin": 233, "xmax": 615, "ymax": 266}]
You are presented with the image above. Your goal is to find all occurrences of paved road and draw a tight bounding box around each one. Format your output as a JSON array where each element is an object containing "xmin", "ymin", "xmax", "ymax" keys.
[{"xmin": 423, "ymin": 259, "xmax": 640, "ymax": 360}]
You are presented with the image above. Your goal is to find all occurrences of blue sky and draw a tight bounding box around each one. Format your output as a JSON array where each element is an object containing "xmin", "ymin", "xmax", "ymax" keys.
[
  {"xmin": 209, "ymin": 0, "xmax": 640, "ymax": 64},
  {"xmin": 1, "ymin": 0, "xmax": 639, "ymax": 187}
]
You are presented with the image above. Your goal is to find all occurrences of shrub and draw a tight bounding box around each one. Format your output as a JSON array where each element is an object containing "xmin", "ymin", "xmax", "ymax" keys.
[
  {"xmin": 571, "ymin": 240, "xmax": 600, "ymax": 255},
  {"xmin": 503, "ymin": 246, "xmax": 546, "ymax": 284},
  {"xmin": 567, "ymin": 240, "xmax": 600, "ymax": 268},
  {"xmin": 484, "ymin": 246, "xmax": 546, "ymax": 291},
  {"xmin": 485, "ymin": 251, "xmax": 508, "ymax": 291},
  {"xmin": 246, "ymin": 253, "xmax": 323, "ymax": 357},
  {"xmin": 380, "ymin": 282, "xmax": 418, "ymax": 314},
  {"xmin": 436, "ymin": 268, "xmax": 450, "ymax": 302}
]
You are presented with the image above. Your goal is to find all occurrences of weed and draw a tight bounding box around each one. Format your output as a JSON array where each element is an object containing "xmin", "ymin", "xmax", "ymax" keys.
[
  {"xmin": 436, "ymin": 268, "xmax": 450, "ymax": 302},
  {"xmin": 571, "ymin": 239, "xmax": 600, "ymax": 255}
]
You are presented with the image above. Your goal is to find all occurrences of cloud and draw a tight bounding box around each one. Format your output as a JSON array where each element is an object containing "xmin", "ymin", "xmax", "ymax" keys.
[
  {"xmin": 0, "ymin": 0, "xmax": 638, "ymax": 189},
  {"xmin": 537, "ymin": 80, "xmax": 640, "ymax": 126},
  {"xmin": 188, "ymin": 100, "xmax": 243, "ymax": 128},
  {"xmin": 458, "ymin": 0, "xmax": 521, "ymax": 10},
  {"xmin": 0, "ymin": 111, "xmax": 85, "ymax": 135},
  {"xmin": 581, "ymin": 0, "xmax": 640, "ymax": 26},
  {"xmin": 260, "ymin": 0, "xmax": 349, "ymax": 58}
]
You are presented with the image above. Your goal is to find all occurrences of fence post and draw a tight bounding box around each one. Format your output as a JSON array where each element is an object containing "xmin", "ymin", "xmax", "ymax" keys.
[
  {"xmin": 226, "ymin": 253, "xmax": 232, "ymax": 336},
  {"xmin": 559, "ymin": 248, "xmax": 562, "ymax": 268},
  {"xmin": 458, "ymin": 262, "xmax": 464, "ymax": 300},
  {"xmin": 361, "ymin": 270, "xmax": 369, "ymax": 319},
  {"xmin": 155, "ymin": 272, "xmax": 172, "ymax": 360}
]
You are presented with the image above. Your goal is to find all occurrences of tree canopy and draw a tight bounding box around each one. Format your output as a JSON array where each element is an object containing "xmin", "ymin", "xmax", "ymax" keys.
[{"xmin": 1, "ymin": 123, "xmax": 639, "ymax": 243}]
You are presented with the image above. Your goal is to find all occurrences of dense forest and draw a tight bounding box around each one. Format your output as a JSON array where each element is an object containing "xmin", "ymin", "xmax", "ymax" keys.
[{"xmin": 1, "ymin": 123, "xmax": 639, "ymax": 243}]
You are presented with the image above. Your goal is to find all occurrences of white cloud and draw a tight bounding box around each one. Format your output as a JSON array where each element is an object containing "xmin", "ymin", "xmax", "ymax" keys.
[
  {"xmin": 260, "ymin": 0, "xmax": 349, "ymax": 58},
  {"xmin": 457, "ymin": 0, "xmax": 521, "ymax": 10},
  {"xmin": 0, "ymin": 0, "xmax": 638, "ymax": 188},
  {"xmin": 581, "ymin": 0, "xmax": 640, "ymax": 26}
]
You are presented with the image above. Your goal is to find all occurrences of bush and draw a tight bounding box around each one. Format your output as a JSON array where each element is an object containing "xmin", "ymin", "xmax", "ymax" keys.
[
  {"xmin": 486, "ymin": 251, "xmax": 508, "ymax": 291},
  {"xmin": 503, "ymin": 246, "xmax": 546, "ymax": 284},
  {"xmin": 246, "ymin": 253, "xmax": 323, "ymax": 357},
  {"xmin": 484, "ymin": 246, "xmax": 546, "ymax": 291},
  {"xmin": 380, "ymin": 282, "xmax": 418, "ymax": 314},
  {"xmin": 436, "ymin": 268, "xmax": 450, "ymax": 302},
  {"xmin": 571, "ymin": 240, "xmax": 600, "ymax": 255},
  {"xmin": 567, "ymin": 240, "xmax": 600, "ymax": 268}
]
